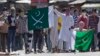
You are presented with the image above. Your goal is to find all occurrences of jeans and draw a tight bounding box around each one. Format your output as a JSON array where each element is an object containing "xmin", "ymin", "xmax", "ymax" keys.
[
  {"xmin": 15, "ymin": 33, "xmax": 28, "ymax": 51},
  {"xmin": 45, "ymin": 32, "xmax": 52, "ymax": 52},
  {"xmin": 7, "ymin": 29, "xmax": 16, "ymax": 52}
]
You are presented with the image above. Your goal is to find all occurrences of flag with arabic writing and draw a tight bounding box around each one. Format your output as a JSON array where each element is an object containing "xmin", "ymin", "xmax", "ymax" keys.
[{"xmin": 28, "ymin": 7, "xmax": 48, "ymax": 30}]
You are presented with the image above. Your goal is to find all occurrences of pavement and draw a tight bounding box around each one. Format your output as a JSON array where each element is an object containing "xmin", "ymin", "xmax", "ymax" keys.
[
  {"xmin": 0, "ymin": 50, "xmax": 100, "ymax": 56},
  {"xmin": 0, "ymin": 46, "xmax": 100, "ymax": 56}
]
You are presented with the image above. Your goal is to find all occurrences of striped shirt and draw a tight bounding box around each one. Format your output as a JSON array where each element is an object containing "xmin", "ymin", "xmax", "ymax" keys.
[
  {"xmin": 89, "ymin": 15, "xmax": 99, "ymax": 32},
  {"xmin": 16, "ymin": 16, "xmax": 28, "ymax": 33}
]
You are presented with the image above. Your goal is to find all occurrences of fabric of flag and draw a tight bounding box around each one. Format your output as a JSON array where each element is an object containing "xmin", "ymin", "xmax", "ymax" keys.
[
  {"xmin": 58, "ymin": 17, "xmax": 62, "ymax": 31},
  {"xmin": 28, "ymin": 7, "xmax": 48, "ymax": 30},
  {"xmin": 75, "ymin": 29, "xmax": 94, "ymax": 52},
  {"xmin": 48, "ymin": 5, "xmax": 54, "ymax": 28}
]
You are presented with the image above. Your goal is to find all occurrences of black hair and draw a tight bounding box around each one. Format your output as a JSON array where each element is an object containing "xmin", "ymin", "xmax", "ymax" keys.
[
  {"xmin": 2, "ymin": 7, "xmax": 7, "ymax": 11},
  {"xmin": 74, "ymin": 9, "xmax": 77, "ymax": 12},
  {"xmin": 17, "ymin": 8, "xmax": 23, "ymax": 13},
  {"xmin": 92, "ymin": 9, "xmax": 97, "ymax": 13},
  {"xmin": 31, "ymin": 5, "xmax": 37, "ymax": 9},
  {"xmin": 82, "ymin": 9, "xmax": 86, "ymax": 12},
  {"xmin": 62, "ymin": 9, "xmax": 66, "ymax": 12}
]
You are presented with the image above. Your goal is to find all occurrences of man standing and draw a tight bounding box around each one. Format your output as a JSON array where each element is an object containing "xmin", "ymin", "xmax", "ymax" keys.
[
  {"xmin": 48, "ymin": 5, "xmax": 59, "ymax": 53},
  {"xmin": 6, "ymin": 6, "xmax": 17, "ymax": 54},
  {"xmin": 33, "ymin": 29, "xmax": 44, "ymax": 53},
  {"xmin": 16, "ymin": 8, "xmax": 28, "ymax": 53},
  {"xmin": 54, "ymin": 8, "xmax": 74, "ymax": 52},
  {"xmin": 89, "ymin": 9, "xmax": 99, "ymax": 51},
  {"xmin": 0, "ymin": 7, "xmax": 8, "ymax": 52},
  {"xmin": 78, "ymin": 9, "xmax": 88, "ymax": 29}
]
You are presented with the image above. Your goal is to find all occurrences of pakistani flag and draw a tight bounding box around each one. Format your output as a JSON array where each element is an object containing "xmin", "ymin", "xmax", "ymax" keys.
[
  {"xmin": 28, "ymin": 7, "xmax": 48, "ymax": 30},
  {"xmin": 72, "ymin": 29, "xmax": 94, "ymax": 52}
]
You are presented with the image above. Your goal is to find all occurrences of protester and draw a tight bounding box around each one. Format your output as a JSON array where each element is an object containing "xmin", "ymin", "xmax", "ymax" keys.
[
  {"xmin": 16, "ymin": 8, "xmax": 28, "ymax": 53},
  {"xmin": 0, "ymin": 3, "xmax": 100, "ymax": 54},
  {"xmin": 97, "ymin": 15, "xmax": 100, "ymax": 51},
  {"xmin": 44, "ymin": 28, "xmax": 52, "ymax": 52},
  {"xmin": 6, "ymin": 6, "xmax": 17, "ymax": 54},
  {"xmin": 70, "ymin": 21, "xmax": 86, "ymax": 52},
  {"xmin": 89, "ymin": 9, "xmax": 99, "ymax": 51},
  {"xmin": 71, "ymin": 21, "xmax": 89, "ymax": 52},
  {"xmin": 78, "ymin": 9, "xmax": 88, "ymax": 29},
  {"xmin": 33, "ymin": 29, "xmax": 44, "ymax": 53},
  {"xmin": 73, "ymin": 9, "xmax": 79, "ymax": 28},
  {"xmin": 97, "ymin": 32, "xmax": 100, "ymax": 51},
  {"xmin": 48, "ymin": 5, "xmax": 59, "ymax": 53},
  {"xmin": 54, "ymin": 8, "xmax": 74, "ymax": 52},
  {"xmin": 0, "ymin": 7, "xmax": 8, "ymax": 52}
]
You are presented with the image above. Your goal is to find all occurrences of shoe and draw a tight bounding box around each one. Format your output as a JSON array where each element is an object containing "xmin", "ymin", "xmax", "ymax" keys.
[
  {"xmin": 37, "ymin": 50, "xmax": 44, "ymax": 53},
  {"xmin": 25, "ymin": 51, "xmax": 30, "ymax": 54},
  {"xmin": 71, "ymin": 50, "xmax": 75, "ymax": 52},
  {"xmin": 29, "ymin": 50, "xmax": 33, "ymax": 53},
  {"xmin": 34, "ymin": 51, "xmax": 37, "ymax": 54},
  {"xmin": 5, "ymin": 52, "xmax": 10, "ymax": 55},
  {"xmin": 91, "ymin": 49, "xmax": 96, "ymax": 52}
]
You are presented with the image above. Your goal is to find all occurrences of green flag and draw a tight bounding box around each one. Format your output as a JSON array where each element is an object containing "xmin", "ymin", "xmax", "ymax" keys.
[
  {"xmin": 75, "ymin": 29, "xmax": 94, "ymax": 52},
  {"xmin": 28, "ymin": 7, "xmax": 48, "ymax": 30}
]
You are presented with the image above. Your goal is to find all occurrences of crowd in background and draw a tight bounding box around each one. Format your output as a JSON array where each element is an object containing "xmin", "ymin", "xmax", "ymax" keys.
[{"xmin": 0, "ymin": 4, "xmax": 100, "ymax": 55}]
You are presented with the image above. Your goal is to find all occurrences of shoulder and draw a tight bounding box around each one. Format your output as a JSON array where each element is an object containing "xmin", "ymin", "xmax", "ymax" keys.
[
  {"xmin": 79, "ymin": 15, "xmax": 82, "ymax": 17},
  {"xmin": 7, "ymin": 15, "xmax": 12, "ymax": 18},
  {"xmin": 7, "ymin": 15, "xmax": 11, "ymax": 20},
  {"xmin": 78, "ymin": 15, "xmax": 82, "ymax": 19},
  {"xmin": 74, "ymin": 28, "xmax": 79, "ymax": 31},
  {"xmin": 96, "ymin": 15, "xmax": 99, "ymax": 19},
  {"xmin": 69, "ymin": 15, "xmax": 73, "ymax": 18},
  {"xmin": 84, "ymin": 16, "xmax": 88, "ymax": 19}
]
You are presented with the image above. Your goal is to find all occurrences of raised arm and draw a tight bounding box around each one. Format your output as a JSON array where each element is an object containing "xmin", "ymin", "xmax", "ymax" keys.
[{"xmin": 54, "ymin": 9, "xmax": 63, "ymax": 17}]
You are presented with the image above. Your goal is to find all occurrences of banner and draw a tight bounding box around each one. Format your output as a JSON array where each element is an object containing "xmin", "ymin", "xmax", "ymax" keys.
[
  {"xmin": 28, "ymin": 7, "xmax": 48, "ymax": 30},
  {"xmin": 75, "ymin": 29, "xmax": 94, "ymax": 51}
]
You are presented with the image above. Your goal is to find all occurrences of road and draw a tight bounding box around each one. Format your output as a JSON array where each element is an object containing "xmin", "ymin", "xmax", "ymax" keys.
[{"xmin": 0, "ymin": 50, "xmax": 100, "ymax": 56}]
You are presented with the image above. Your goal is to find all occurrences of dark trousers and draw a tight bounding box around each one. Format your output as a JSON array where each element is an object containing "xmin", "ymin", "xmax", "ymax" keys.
[
  {"xmin": 91, "ymin": 33, "xmax": 98, "ymax": 51},
  {"xmin": 7, "ymin": 29, "xmax": 16, "ymax": 52},
  {"xmin": 0, "ymin": 33, "xmax": 7, "ymax": 52},
  {"xmin": 91, "ymin": 34, "xmax": 96, "ymax": 51},
  {"xmin": 97, "ymin": 32, "xmax": 100, "ymax": 50},
  {"xmin": 34, "ymin": 32, "xmax": 43, "ymax": 52}
]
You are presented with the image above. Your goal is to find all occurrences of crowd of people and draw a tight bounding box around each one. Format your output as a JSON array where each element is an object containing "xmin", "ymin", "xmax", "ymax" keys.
[{"xmin": 0, "ymin": 4, "xmax": 100, "ymax": 55}]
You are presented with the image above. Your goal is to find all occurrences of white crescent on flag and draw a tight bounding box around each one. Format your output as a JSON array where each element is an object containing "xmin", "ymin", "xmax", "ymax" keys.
[{"xmin": 31, "ymin": 13, "xmax": 44, "ymax": 26}]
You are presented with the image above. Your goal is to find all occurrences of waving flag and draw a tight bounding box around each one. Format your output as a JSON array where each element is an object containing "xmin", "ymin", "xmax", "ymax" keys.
[
  {"xmin": 71, "ymin": 29, "xmax": 94, "ymax": 51},
  {"xmin": 48, "ymin": 5, "xmax": 54, "ymax": 28},
  {"xmin": 28, "ymin": 7, "xmax": 48, "ymax": 30}
]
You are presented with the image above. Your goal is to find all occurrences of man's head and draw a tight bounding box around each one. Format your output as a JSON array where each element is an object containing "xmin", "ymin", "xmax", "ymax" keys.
[
  {"xmin": 81, "ymin": 9, "xmax": 86, "ymax": 16},
  {"xmin": 92, "ymin": 9, "xmax": 97, "ymax": 15},
  {"xmin": 10, "ymin": 6, "xmax": 16, "ymax": 17},
  {"xmin": 79, "ymin": 21, "xmax": 85, "ymax": 30},
  {"xmin": 62, "ymin": 8, "xmax": 70, "ymax": 16},
  {"xmin": 2, "ymin": 7, "xmax": 8, "ymax": 16},
  {"xmin": 17, "ymin": 8, "xmax": 24, "ymax": 17},
  {"xmin": 66, "ymin": 8, "xmax": 70, "ymax": 15}
]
